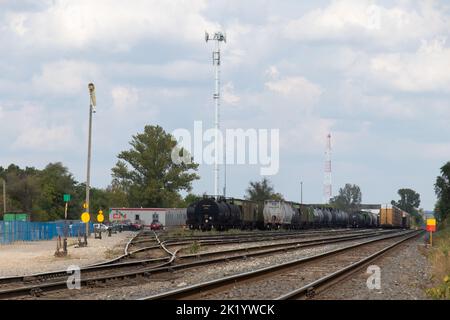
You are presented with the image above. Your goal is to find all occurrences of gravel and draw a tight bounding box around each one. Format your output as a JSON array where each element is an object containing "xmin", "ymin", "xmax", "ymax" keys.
[
  {"xmin": 44, "ymin": 236, "xmax": 384, "ymax": 299},
  {"xmin": 0, "ymin": 232, "xmax": 136, "ymax": 277},
  {"xmin": 312, "ymin": 235, "xmax": 433, "ymax": 300}
]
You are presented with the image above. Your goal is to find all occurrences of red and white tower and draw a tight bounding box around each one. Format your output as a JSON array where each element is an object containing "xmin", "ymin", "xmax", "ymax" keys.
[{"xmin": 323, "ymin": 133, "xmax": 332, "ymax": 204}]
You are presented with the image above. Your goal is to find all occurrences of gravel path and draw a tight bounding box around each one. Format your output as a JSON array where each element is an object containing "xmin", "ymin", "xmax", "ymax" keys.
[
  {"xmin": 0, "ymin": 232, "xmax": 135, "ymax": 277},
  {"xmin": 313, "ymin": 235, "xmax": 432, "ymax": 300}
]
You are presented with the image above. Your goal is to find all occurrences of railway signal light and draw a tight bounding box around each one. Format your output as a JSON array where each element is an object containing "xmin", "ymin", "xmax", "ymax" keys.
[{"xmin": 81, "ymin": 212, "xmax": 90, "ymax": 223}]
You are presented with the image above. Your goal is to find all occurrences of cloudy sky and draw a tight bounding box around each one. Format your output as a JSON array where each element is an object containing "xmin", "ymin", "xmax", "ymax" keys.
[{"xmin": 0, "ymin": 0, "xmax": 449, "ymax": 210}]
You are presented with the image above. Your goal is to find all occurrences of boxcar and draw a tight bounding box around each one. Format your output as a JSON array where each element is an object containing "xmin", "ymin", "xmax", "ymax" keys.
[
  {"xmin": 380, "ymin": 205, "xmax": 403, "ymax": 228},
  {"xmin": 231, "ymin": 199, "xmax": 262, "ymax": 229}
]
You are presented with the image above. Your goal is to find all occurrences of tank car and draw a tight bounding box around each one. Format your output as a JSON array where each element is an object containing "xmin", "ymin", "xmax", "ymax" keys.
[
  {"xmin": 263, "ymin": 200, "xmax": 295, "ymax": 229},
  {"xmin": 186, "ymin": 197, "xmax": 241, "ymax": 231}
]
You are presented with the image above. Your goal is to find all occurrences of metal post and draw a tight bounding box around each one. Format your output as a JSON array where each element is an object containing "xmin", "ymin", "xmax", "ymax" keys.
[
  {"xmin": 214, "ymin": 39, "xmax": 220, "ymax": 199},
  {"xmin": 223, "ymin": 135, "xmax": 226, "ymax": 198},
  {"xmin": 2, "ymin": 179, "xmax": 5, "ymax": 214},
  {"xmin": 301, "ymin": 181, "xmax": 303, "ymax": 205},
  {"xmin": 64, "ymin": 201, "xmax": 68, "ymax": 238},
  {"xmin": 206, "ymin": 32, "xmax": 226, "ymax": 200},
  {"xmin": 86, "ymin": 83, "xmax": 96, "ymax": 238},
  {"xmin": 85, "ymin": 103, "xmax": 92, "ymax": 237}
]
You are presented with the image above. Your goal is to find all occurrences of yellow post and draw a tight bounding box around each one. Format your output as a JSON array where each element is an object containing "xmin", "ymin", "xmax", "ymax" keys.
[{"xmin": 430, "ymin": 231, "xmax": 433, "ymax": 247}]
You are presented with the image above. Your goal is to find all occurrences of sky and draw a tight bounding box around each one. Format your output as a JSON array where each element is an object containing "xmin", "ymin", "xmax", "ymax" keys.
[{"xmin": 0, "ymin": 0, "xmax": 449, "ymax": 210}]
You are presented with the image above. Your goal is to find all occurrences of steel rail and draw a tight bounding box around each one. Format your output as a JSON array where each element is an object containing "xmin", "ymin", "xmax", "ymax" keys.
[
  {"xmin": 0, "ymin": 230, "xmax": 394, "ymax": 299},
  {"xmin": 275, "ymin": 230, "xmax": 424, "ymax": 300},
  {"xmin": 139, "ymin": 230, "xmax": 420, "ymax": 300}
]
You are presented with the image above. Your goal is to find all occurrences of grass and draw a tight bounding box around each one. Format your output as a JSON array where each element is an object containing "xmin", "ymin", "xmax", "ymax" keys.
[
  {"xmin": 425, "ymin": 218, "xmax": 450, "ymax": 299},
  {"xmin": 165, "ymin": 227, "xmax": 253, "ymax": 238},
  {"xmin": 188, "ymin": 241, "xmax": 201, "ymax": 254}
]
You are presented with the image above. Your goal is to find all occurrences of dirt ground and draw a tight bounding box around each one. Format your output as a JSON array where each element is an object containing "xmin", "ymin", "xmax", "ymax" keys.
[{"xmin": 0, "ymin": 231, "xmax": 135, "ymax": 277}]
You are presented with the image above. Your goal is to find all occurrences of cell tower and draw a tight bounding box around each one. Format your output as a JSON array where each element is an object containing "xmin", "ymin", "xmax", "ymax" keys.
[
  {"xmin": 323, "ymin": 133, "xmax": 332, "ymax": 204},
  {"xmin": 206, "ymin": 31, "xmax": 226, "ymax": 199}
]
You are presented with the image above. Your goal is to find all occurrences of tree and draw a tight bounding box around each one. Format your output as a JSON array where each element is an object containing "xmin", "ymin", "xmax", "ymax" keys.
[
  {"xmin": 435, "ymin": 161, "xmax": 450, "ymax": 221},
  {"xmin": 111, "ymin": 125, "xmax": 199, "ymax": 208},
  {"xmin": 36, "ymin": 162, "xmax": 79, "ymax": 221},
  {"xmin": 2, "ymin": 164, "xmax": 40, "ymax": 212},
  {"xmin": 245, "ymin": 178, "xmax": 284, "ymax": 202},
  {"xmin": 391, "ymin": 188, "xmax": 422, "ymax": 224},
  {"xmin": 330, "ymin": 183, "xmax": 362, "ymax": 212},
  {"xmin": 391, "ymin": 188, "xmax": 421, "ymax": 213},
  {"xmin": 183, "ymin": 193, "xmax": 203, "ymax": 206}
]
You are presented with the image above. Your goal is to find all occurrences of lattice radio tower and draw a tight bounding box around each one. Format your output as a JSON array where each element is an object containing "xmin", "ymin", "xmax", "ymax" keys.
[
  {"xmin": 323, "ymin": 133, "xmax": 332, "ymax": 204},
  {"xmin": 206, "ymin": 31, "xmax": 226, "ymax": 199}
]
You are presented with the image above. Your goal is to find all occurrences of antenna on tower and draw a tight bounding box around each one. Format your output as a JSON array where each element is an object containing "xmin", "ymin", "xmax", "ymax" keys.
[
  {"xmin": 206, "ymin": 31, "xmax": 226, "ymax": 200},
  {"xmin": 323, "ymin": 133, "xmax": 332, "ymax": 204}
]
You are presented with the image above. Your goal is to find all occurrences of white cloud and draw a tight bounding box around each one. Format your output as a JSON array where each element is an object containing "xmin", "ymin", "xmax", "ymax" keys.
[
  {"xmin": 281, "ymin": 117, "xmax": 335, "ymax": 154},
  {"xmin": 108, "ymin": 61, "xmax": 210, "ymax": 82},
  {"xmin": 7, "ymin": 104, "xmax": 77, "ymax": 151},
  {"xmin": 284, "ymin": 0, "xmax": 449, "ymax": 48},
  {"xmin": 111, "ymin": 86, "xmax": 139, "ymax": 112},
  {"xmin": 265, "ymin": 75, "xmax": 322, "ymax": 105},
  {"xmin": 32, "ymin": 60, "xmax": 100, "ymax": 95},
  {"xmin": 222, "ymin": 82, "xmax": 240, "ymax": 105},
  {"xmin": 5, "ymin": 0, "xmax": 218, "ymax": 50},
  {"xmin": 370, "ymin": 38, "xmax": 450, "ymax": 92}
]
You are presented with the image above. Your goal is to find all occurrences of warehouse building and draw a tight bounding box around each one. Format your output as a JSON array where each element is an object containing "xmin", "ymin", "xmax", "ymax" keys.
[{"xmin": 109, "ymin": 208, "xmax": 187, "ymax": 228}]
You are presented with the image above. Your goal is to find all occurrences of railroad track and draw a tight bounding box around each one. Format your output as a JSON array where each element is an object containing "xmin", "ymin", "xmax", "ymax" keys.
[
  {"xmin": 0, "ymin": 229, "xmax": 392, "ymax": 299},
  {"xmin": 91, "ymin": 229, "xmax": 376, "ymax": 266},
  {"xmin": 139, "ymin": 229, "xmax": 422, "ymax": 300},
  {"xmin": 112, "ymin": 228, "xmax": 397, "ymax": 264}
]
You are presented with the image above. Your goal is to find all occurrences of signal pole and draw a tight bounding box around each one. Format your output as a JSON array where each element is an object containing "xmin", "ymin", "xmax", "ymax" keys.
[
  {"xmin": 85, "ymin": 83, "xmax": 96, "ymax": 237},
  {"xmin": 206, "ymin": 31, "xmax": 226, "ymax": 200}
]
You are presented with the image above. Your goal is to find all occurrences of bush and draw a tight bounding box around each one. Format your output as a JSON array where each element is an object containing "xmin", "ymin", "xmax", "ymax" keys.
[{"xmin": 426, "ymin": 219, "xmax": 450, "ymax": 299}]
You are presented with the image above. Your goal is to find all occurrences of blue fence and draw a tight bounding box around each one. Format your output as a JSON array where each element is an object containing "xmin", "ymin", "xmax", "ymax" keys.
[{"xmin": 0, "ymin": 221, "xmax": 94, "ymax": 244}]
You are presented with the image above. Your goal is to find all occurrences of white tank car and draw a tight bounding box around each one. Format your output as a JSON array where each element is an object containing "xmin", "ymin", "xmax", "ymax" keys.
[{"xmin": 263, "ymin": 200, "xmax": 295, "ymax": 228}]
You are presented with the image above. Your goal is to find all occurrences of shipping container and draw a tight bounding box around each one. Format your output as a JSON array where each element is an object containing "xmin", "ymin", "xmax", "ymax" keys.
[{"xmin": 3, "ymin": 212, "xmax": 30, "ymax": 222}]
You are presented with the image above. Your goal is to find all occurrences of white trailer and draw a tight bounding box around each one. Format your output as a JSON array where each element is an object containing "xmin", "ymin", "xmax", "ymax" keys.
[{"xmin": 109, "ymin": 208, "xmax": 187, "ymax": 227}]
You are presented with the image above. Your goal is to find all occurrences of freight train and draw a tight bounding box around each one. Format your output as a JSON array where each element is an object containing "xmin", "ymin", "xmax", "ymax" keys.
[
  {"xmin": 379, "ymin": 205, "xmax": 411, "ymax": 229},
  {"xmin": 186, "ymin": 197, "xmax": 390, "ymax": 231}
]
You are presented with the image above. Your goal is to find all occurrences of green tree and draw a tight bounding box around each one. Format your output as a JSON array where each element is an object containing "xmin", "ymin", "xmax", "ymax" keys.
[
  {"xmin": 36, "ymin": 162, "xmax": 78, "ymax": 221},
  {"xmin": 182, "ymin": 193, "xmax": 203, "ymax": 207},
  {"xmin": 105, "ymin": 185, "xmax": 129, "ymax": 208},
  {"xmin": 330, "ymin": 183, "xmax": 362, "ymax": 212},
  {"xmin": 435, "ymin": 161, "xmax": 450, "ymax": 221},
  {"xmin": 245, "ymin": 178, "xmax": 284, "ymax": 202},
  {"xmin": 2, "ymin": 164, "xmax": 40, "ymax": 212},
  {"xmin": 391, "ymin": 188, "xmax": 422, "ymax": 224},
  {"xmin": 111, "ymin": 125, "xmax": 199, "ymax": 208}
]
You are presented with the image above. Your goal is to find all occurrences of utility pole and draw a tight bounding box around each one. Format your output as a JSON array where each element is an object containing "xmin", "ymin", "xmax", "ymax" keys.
[
  {"xmin": 85, "ymin": 83, "xmax": 96, "ymax": 237},
  {"xmin": 300, "ymin": 181, "xmax": 303, "ymax": 205},
  {"xmin": 206, "ymin": 31, "xmax": 226, "ymax": 200},
  {"xmin": 2, "ymin": 179, "xmax": 6, "ymax": 214},
  {"xmin": 323, "ymin": 133, "xmax": 332, "ymax": 204}
]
